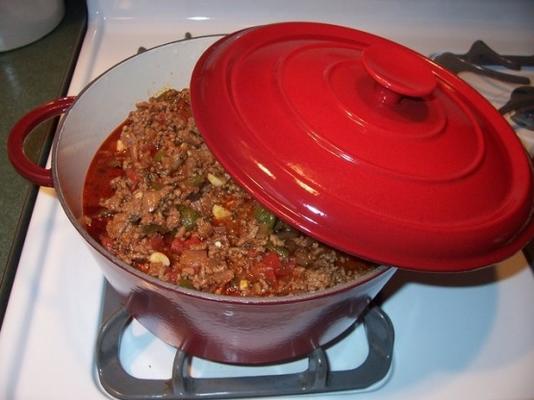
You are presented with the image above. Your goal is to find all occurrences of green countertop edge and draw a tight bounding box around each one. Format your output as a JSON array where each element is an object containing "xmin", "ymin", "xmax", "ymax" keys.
[{"xmin": 0, "ymin": 0, "xmax": 87, "ymax": 327}]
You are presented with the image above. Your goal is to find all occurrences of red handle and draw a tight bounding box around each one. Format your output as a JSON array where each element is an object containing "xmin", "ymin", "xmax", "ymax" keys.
[
  {"xmin": 362, "ymin": 44, "xmax": 437, "ymax": 105},
  {"xmin": 7, "ymin": 97, "xmax": 76, "ymax": 187}
]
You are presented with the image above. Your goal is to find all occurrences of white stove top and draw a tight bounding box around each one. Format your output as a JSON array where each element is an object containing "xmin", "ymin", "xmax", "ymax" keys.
[{"xmin": 1, "ymin": 1, "xmax": 534, "ymax": 399}]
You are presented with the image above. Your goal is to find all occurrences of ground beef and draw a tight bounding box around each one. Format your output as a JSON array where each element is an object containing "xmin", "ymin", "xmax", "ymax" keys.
[{"xmin": 83, "ymin": 89, "xmax": 377, "ymax": 296}]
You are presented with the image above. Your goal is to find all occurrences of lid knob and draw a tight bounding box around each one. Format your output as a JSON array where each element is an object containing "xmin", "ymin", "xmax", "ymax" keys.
[{"xmin": 362, "ymin": 44, "xmax": 437, "ymax": 105}]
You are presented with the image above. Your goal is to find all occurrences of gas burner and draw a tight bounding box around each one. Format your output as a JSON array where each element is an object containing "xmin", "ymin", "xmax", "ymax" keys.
[
  {"xmin": 433, "ymin": 40, "xmax": 534, "ymax": 131},
  {"xmin": 500, "ymin": 86, "xmax": 534, "ymax": 131},
  {"xmin": 433, "ymin": 40, "xmax": 533, "ymax": 84},
  {"xmin": 96, "ymin": 284, "xmax": 394, "ymax": 400},
  {"xmin": 511, "ymin": 106, "xmax": 534, "ymax": 130}
]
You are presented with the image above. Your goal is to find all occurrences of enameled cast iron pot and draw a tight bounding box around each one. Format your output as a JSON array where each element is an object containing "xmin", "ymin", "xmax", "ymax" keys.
[
  {"xmin": 7, "ymin": 33, "xmax": 395, "ymax": 364},
  {"xmin": 8, "ymin": 23, "xmax": 534, "ymax": 364}
]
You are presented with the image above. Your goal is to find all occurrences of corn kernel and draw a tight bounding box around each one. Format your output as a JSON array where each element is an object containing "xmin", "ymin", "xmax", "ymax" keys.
[
  {"xmin": 149, "ymin": 252, "xmax": 170, "ymax": 267},
  {"xmin": 239, "ymin": 279, "xmax": 249, "ymax": 290},
  {"xmin": 212, "ymin": 204, "xmax": 231, "ymax": 220},
  {"xmin": 207, "ymin": 173, "xmax": 225, "ymax": 187}
]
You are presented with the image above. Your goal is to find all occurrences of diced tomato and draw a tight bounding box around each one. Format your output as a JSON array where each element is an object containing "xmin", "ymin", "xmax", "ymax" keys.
[
  {"xmin": 170, "ymin": 235, "xmax": 202, "ymax": 254},
  {"xmin": 274, "ymin": 260, "xmax": 295, "ymax": 278},
  {"xmin": 150, "ymin": 234, "xmax": 166, "ymax": 252},
  {"xmin": 185, "ymin": 236, "xmax": 204, "ymax": 250},
  {"xmin": 224, "ymin": 199, "xmax": 238, "ymax": 209},
  {"xmin": 262, "ymin": 252, "xmax": 281, "ymax": 270},
  {"xmin": 251, "ymin": 252, "xmax": 282, "ymax": 284},
  {"xmin": 263, "ymin": 268, "xmax": 277, "ymax": 284},
  {"xmin": 170, "ymin": 238, "xmax": 186, "ymax": 254},
  {"xmin": 185, "ymin": 236, "xmax": 202, "ymax": 247},
  {"xmin": 136, "ymin": 263, "xmax": 150, "ymax": 273}
]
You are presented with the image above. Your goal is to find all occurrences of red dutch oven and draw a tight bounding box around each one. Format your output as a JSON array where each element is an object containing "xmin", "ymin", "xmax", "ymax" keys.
[{"xmin": 7, "ymin": 23, "xmax": 534, "ymax": 364}]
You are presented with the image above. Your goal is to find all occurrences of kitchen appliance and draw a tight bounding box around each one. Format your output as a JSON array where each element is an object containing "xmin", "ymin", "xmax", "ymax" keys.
[
  {"xmin": 1, "ymin": 1, "xmax": 534, "ymax": 399},
  {"xmin": 0, "ymin": 0, "xmax": 65, "ymax": 52}
]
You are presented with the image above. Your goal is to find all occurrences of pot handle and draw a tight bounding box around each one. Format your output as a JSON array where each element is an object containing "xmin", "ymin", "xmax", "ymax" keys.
[{"xmin": 7, "ymin": 97, "xmax": 76, "ymax": 187}]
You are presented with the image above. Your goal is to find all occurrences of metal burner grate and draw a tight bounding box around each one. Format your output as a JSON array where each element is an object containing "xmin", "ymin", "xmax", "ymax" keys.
[
  {"xmin": 433, "ymin": 40, "xmax": 534, "ymax": 130},
  {"xmin": 95, "ymin": 283, "xmax": 394, "ymax": 400},
  {"xmin": 433, "ymin": 40, "xmax": 534, "ymax": 84}
]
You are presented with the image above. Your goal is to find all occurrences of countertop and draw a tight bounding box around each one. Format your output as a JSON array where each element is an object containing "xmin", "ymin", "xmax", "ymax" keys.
[{"xmin": 0, "ymin": 0, "xmax": 87, "ymax": 325}]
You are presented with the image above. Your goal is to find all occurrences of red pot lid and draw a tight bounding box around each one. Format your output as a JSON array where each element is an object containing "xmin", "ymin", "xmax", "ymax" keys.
[{"xmin": 190, "ymin": 22, "xmax": 534, "ymax": 272}]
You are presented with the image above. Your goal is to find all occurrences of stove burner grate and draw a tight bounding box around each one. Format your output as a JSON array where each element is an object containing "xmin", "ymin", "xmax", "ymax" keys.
[
  {"xmin": 433, "ymin": 40, "xmax": 534, "ymax": 131},
  {"xmin": 433, "ymin": 40, "xmax": 534, "ymax": 84},
  {"xmin": 500, "ymin": 86, "xmax": 534, "ymax": 130},
  {"xmin": 95, "ymin": 284, "xmax": 394, "ymax": 400}
]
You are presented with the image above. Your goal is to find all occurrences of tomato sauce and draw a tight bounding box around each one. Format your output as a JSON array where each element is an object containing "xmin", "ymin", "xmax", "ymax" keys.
[{"xmin": 83, "ymin": 124, "xmax": 125, "ymax": 241}]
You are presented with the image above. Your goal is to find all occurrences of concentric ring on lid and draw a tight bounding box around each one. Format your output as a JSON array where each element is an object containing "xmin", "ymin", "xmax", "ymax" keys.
[{"xmin": 191, "ymin": 22, "xmax": 534, "ymax": 271}]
